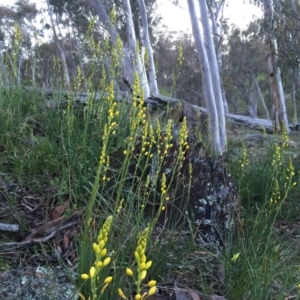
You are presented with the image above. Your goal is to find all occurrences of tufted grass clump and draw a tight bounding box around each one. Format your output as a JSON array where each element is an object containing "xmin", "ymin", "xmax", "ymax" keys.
[{"xmin": 225, "ymin": 138, "xmax": 300, "ymax": 299}]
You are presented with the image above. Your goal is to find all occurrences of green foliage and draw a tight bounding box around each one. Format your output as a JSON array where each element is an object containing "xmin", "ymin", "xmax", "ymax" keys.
[{"xmin": 226, "ymin": 139, "xmax": 300, "ymax": 299}]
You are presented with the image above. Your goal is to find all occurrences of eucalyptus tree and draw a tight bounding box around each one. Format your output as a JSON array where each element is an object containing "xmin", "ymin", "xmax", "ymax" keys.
[
  {"xmin": 46, "ymin": 0, "xmax": 71, "ymax": 89},
  {"xmin": 122, "ymin": 0, "xmax": 150, "ymax": 97},
  {"xmin": 206, "ymin": 0, "xmax": 229, "ymax": 113},
  {"xmin": 48, "ymin": 0, "xmax": 158, "ymax": 96},
  {"xmin": 138, "ymin": 0, "xmax": 158, "ymax": 94},
  {"xmin": 0, "ymin": 1, "xmax": 39, "ymax": 85},
  {"xmin": 225, "ymin": 23, "xmax": 270, "ymax": 118},
  {"xmin": 250, "ymin": 0, "xmax": 289, "ymax": 132},
  {"xmin": 272, "ymin": 0, "xmax": 300, "ymax": 122},
  {"xmin": 187, "ymin": 0, "xmax": 226, "ymax": 154}
]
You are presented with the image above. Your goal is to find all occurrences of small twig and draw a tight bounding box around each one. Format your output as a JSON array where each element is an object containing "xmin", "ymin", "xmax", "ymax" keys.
[
  {"xmin": 0, "ymin": 219, "xmax": 79, "ymax": 250},
  {"xmin": 0, "ymin": 222, "xmax": 19, "ymax": 232}
]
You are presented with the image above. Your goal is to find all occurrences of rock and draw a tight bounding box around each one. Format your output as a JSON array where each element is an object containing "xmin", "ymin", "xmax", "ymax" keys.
[
  {"xmin": 0, "ymin": 267, "xmax": 77, "ymax": 300},
  {"xmin": 155, "ymin": 141, "xmax": 239, "ymax": 248}
]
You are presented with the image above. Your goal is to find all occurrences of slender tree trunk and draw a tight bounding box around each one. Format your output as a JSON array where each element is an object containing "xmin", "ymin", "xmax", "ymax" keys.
[
  {"xmin": 292, "ymin": 70, "xmax": 297, "ymax": 123},
  {"xmin": 252, "ymin": 73, "xmax": 270, "ymax": 119},
  {"xmin": 264, "ymin": 0, "xmax": 289, "ymax": 133},
  {"xmin": 46, "ymin": 0, "xmax": 71, "ymax": 89},
  {"xmin": 32, "ymin": 52, "xmax": 36, "ymax": 86},
  {"xmin": 207, "ymin": 0, "xmax": 229, "ymax": 113},
  {"xmin": 89, "ymin": 0, "xmax": 148, "ymax": 95},
  {"xmin": 247, "ymin": 87, "xmax": 258, "ymax": 118},
  {"xmin": 187, "ymin": 0, "xmax": 221, "ymax": 155},
  {"xmin": 122, "ymin": 0, "xmax": 150, "ymax": 98},
  {"xmin": 138, "ymin": 0, "xmax": 158, "ymax": 94},
  {"xmin": 199, "ymin": 0, "xmax": 226, "ymax": 151}
]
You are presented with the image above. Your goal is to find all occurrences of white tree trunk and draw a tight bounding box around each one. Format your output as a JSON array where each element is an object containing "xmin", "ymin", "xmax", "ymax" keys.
[
  {"xmin": 198, "ymin": 0, "xmax": 226, "ymax": 151},
  {"xmin": 207, "ymin": 0, "xmax": 229, "ymax": 113},
  {"xmin": 276, "ymin": 64, "xmax": 290, "ymax": 133},
  {"xmin": 247, "ymin": 87, "xmax": 258, "ymax": 118},
  {"xmin": 292, "ymin": 71, "xmax": 297, "ymax": 123},
  {"xmin": 46, "ymin": 0, "xmax": 71, "ymax": 89},
  {"xmin": 264, "ymin": 0, "xmax": 289, "ymax": 133},
  {"xmin": 252, "ymin": 73, "xmax": 270, "ymax": 119},
  {"xmin": 138, "ymin": 0, "xmax": 158, "ymax": 95},
  {"xmin": 122, "ymin": 0, "xmax": 150, "ymax": 98},
  {"xmin": 187, "ymin": 0, "xmax": 222, "ymax": 155}
]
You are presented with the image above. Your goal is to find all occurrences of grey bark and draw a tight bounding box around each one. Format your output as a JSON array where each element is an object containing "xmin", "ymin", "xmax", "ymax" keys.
[
  {"xmin": 264, "ymin": 0, "xmax": 289, "ymax": 133},
  {"xmin": 138, "ymin": 0, "xmax": 158, "ymax": 94},
  {"xmin": 199, "ymin": 0, "xmax": 226, "ymax": 151},
  {"xmin": 46, "ymin": 0, "xmax": 71, "ymax": 89},
  {"xmin": 122, "ymin": 0, "xmax": 150, "ymax": 98},
  {"xmin": 187, "ymin": 0, "xmax": 221, "ymax": 155},
  {"xmin": 207, "ymin": 0, "xmax": 229, "ymax": 113},
  {"xmin": 252, "ymin": 73, "xmax": 270, "ymax": 119}
]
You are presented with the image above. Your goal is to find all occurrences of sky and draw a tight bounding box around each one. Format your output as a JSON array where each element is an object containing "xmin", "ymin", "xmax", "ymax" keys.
[
  {"xmin": 1, "ymin": 0, "xmax": 263, "ymax": 32},
  {"xmin": 156, "ymin": 0, "xmax": 263, "ymax": 32}
]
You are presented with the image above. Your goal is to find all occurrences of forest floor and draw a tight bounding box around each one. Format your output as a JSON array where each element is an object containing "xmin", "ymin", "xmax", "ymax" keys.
[{"xmin": 0, "ymin": 92, "xmax": 300, "ymax": 300}]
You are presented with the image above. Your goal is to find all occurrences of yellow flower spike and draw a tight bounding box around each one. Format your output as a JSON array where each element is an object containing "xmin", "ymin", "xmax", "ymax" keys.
[
  {"xmin": 147, "ymin": 280, "xmax": 157, "ymax": 287},
  {"xmin": 96, "ymin": 261, "xmax": 103, "ymax": 268},
  {"xmin": 126, "ymin": 268, "xmax": 134, "ymax": 276},
  {"xmin": 103, "ymin": 257, "xmax": 111, "ymax": 266},
  {"xmin": 118, "ymin": 288, "xmax": 127, "ymax": 299},
  {"xmin": 148, "ymin": 286, "xmax": 157, "ymax": 296},
  {"xmin": 81, "ymin": 274, "xmax": 89, "ymax": 280},
  {"xmin": 145, "ymin": 261, "xmax": 152, "ymax": 270},
  {"xmin": 89, "ymin": 266, "xmax": 96, "ymax": 279},
  {"xmin": 140, "ymin": 270, "xmax": 147, "ymax": 280},
  {"xmin": 103, "ymin": 276, "xmax": 113, "ymax": 284}
]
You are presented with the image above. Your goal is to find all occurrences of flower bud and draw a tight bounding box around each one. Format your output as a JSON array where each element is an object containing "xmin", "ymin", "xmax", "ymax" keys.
[
  {"xmin": 118, "ymin": 288, "xmax": 126, "ymax": 299},
  {"xmin": 145, "ymin": 261, "xmax": 152, "ymax": 269},
  {"xmin": 89, "ymin": 266, "xmax": 96, "ymax": 279},
  {"xmin": 148, "ymin": 286, "xmax": 157, "ymax": 296},
  {"xmin": 103, "ymin": 257, "xmax": 111, "ymax": 266},
  {"xmin": 135, "ymin": 294, "xmax": 141, "ymax": 300},
  {"xmin": 92, "ymin": 243, "xmax": 99, "ymax": 254},
  {"xmin": 81, "ymin": 274, "xmax": 89, "ymax": 280},
  {"xmin": 140, "ymin": 270, "xmax": 147, "ymax": 280},
  {"xmin": 103, "ymin": 276, "xmax": 113, "ymax": 284},
  {"xmin": 101, "ymin": 248, "xmax": 107, "ymax": 257},
  {"xmin": 147, "ymin": 280, "xmax": 157, "ymax": 287},
  {"xmin": 126, "ymin": 268, "xmax": 133, "ymax": 276}
]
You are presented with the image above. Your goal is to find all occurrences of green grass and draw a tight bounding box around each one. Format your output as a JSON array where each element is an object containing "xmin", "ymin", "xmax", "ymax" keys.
[
  {"xmin": 1, "ymin": 83, "xmax": 300, "ymax": 299},
  {"xmin": 1, "ymin": 34, "xmax": 300, "ymax": 300}
]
